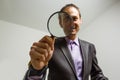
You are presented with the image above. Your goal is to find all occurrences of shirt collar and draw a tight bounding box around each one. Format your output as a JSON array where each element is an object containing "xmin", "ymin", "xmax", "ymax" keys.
[{"xmin": 65, "ymin": 37, "xmax": 79, "ymax": 46}]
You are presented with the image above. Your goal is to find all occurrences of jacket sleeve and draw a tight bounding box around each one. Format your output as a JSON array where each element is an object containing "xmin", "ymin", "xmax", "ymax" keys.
[
  {"xmin": 23, "ymin": 65, "xmax": 48, "ymax": 80},
  {"xmin": 90, "ymin": 44, "xmax": 108, "ymax": 80}
]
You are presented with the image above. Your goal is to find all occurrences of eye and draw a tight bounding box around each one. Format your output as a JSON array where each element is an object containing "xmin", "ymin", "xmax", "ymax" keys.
[
  {"xmin": 71, "ymin": 15, "xmax": 78, "ymax": 21},
  {"xmin": 72, "ymin": 17, "xmax": 78, "ymax": 21},
  {"xmin": 62, "ymin": 15, "xmax": 72, "ymax": 22}
]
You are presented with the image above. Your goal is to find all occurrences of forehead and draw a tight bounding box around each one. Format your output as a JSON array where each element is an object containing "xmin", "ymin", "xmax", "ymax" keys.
[{"xmin": 63, "ymin": 7, "xmax": 79, "ymax": 17}]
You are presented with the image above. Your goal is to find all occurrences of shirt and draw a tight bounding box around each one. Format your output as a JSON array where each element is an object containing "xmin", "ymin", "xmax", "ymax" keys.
[{"xmin": 65, "ymin": 37, "xmax": 83, "ymax": 80}]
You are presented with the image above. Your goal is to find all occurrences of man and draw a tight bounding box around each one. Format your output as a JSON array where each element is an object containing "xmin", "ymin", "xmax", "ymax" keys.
[{"xmin": 24, "ymin": 3, "xmax": 108, "ymax": 80}]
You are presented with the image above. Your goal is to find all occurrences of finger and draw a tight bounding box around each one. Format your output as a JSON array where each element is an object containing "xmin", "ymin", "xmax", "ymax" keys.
[
  {"xmin": 45, "ymin": 49, "xmax": 54, "ymax": 62},
  {"xmin": 30, "ymin": 48, "xmax": 46, "ymax": 61},
  {"xmin": 40, "ymin": 35, "xmax": 55, "ymax": 50},
  {"xmin": 32, "ymin": 42, "xmax": 51, "ymax": 56},
  {"xmin": 30, "ymin": 59, "xmax": 46, "ymax": 70},
  {"xmin": 31, "ymin": 46, "xmax": 49, "ymax": 58},
  {"xmin": 51, "ymin": 37, "xmax": 55, "ymax": 50},
  {"xmin": 33, "ymin": 41, "xmax": 50, "ymax": 50}
]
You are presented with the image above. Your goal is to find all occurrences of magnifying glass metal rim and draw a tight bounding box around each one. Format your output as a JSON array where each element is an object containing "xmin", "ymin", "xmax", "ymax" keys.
[{"xmin": 47, "ymin": 11, "xmax": 72, "ymax": 37}]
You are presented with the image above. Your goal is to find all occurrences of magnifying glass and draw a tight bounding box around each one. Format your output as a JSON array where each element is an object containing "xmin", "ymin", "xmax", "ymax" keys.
[{"xmin": 47, "ymin": 11, "xmax": 74, "ymax": 38}]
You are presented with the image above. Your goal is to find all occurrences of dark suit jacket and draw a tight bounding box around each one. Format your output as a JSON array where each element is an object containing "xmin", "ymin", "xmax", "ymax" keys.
[
  {"xmin": 24, "ymin": 37, "xmax": 108, "ymax": 80},
  {"xmin": 47, "ymin": 37, "xmax": 108, "ymax": 80}
]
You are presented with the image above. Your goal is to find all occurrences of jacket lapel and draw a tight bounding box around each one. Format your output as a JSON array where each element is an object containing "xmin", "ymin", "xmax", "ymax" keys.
[
  {"xmin": 59, "ymin": 38, "xmax": 78, "ymax": 79},
  {"xmin": 79, "ymin": 39, "xmax": 89, "ymax": 79},
  {"xmin": 58, "ymin": 38, "xmax": 89, "ymax": 80}
]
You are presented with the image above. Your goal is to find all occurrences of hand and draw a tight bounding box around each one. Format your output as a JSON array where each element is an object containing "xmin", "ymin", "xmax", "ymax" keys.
[{"xmin": 29, "ymin": 35, "xmax": 55, "ymax": 70}]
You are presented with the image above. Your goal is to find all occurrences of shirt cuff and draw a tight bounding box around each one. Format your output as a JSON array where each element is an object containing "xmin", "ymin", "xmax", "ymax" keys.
[
  {"xmin": 27, "ymin": 65, "xmax": 48, "ymax": 80},
  {"xmin": 27, "ymin": 75, "xmax": 43, "ymax": 80}
]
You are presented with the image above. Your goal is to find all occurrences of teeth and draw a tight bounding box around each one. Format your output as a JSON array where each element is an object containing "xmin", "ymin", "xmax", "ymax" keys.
[
  {"xmin": 70, "ymin": 26, "xmax": 75, "ymax": 32},
  {"xmin": 71, "ymin": 26, "xmax": 75, "ymax": 29}
]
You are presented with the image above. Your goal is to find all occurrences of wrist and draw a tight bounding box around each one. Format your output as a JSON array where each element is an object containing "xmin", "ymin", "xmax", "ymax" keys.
[
  {"xmin": 29, "ymin": 63, "xmax": 48, "ymax": 76},
  {"xmin": 29, "ymin": 61, "xmax": 46, "ymax": 70}
]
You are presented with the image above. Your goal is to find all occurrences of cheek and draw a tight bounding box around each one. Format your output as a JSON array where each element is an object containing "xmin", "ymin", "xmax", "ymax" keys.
[
  {"xmin": 62, "ymin": 23, "xmax": 71, "ymax": 30},
  {"xmin": 63, "ymin": 26, "xmax": 69, "ymax": 34},
  {"xmin": 77, "ymin": 20, "xmax": 82, "ymax": 29},
  {"xmin": 63, "ymin": 26, "xmax": 68, "ymax": 32},
  {"xmin": 75, "ymin": 22, "xmax": 80, "ymax": 28}
]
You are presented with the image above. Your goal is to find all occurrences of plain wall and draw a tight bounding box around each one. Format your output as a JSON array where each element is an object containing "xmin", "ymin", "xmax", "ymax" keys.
[
  {"xmin": 79, "ymin": 1, "xmax": 120, "ymax": 80},
  {"xmin": 0, "ymin": 20, "xmax": 49, "ymax": 80},
  {"xmin": 0, "ymin": 1, "xmax": 120, "ymax": 80}
]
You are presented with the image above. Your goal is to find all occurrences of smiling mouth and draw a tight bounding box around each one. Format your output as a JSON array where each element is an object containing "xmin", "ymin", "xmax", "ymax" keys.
[
  {"xmin": 71, "ymin": 29, "xmax": 76, "ymax": 32},
  {"xmin": 71, "ymin": 26, "xmax": 75, "ymax": 29},
  {"xmin": 70, "ymin": 26, "xmax": 76, "ymax": 31}
]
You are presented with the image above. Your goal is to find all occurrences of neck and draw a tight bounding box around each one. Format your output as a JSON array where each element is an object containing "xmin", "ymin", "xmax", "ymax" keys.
[{"xmin": 67, "ymin": 34, "xmax": 77, "ymax": 40}]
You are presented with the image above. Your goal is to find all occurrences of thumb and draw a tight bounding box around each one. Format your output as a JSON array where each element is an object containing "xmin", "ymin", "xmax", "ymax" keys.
[{"xmin": 51, "ymin": 36, "xmax": 55, "ymax": 50}]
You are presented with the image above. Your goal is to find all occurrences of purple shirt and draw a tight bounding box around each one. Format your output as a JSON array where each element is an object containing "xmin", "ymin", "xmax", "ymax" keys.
[{"xmin": 65, "ymin": 37, "xmax": 83, "ymax": 80}]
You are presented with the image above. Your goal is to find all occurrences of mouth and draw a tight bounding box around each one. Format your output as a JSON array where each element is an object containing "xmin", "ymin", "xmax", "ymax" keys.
[
  {"xmin": 70, "ymin": 26, "xmax": 76, "ymax": 31},
  {"xmin": 71, "ymin": 29, "xmax": 76, "ymax": 33},
  {"xmin": 69, "ymin": 28, "xmax": 76, "ymax": 35},
  {"xmin": 71, "ymin": 26, "xmax": 75, "ymax": 29},
  {"xmin": 65, "ymin": 26, "xmax": 76, "ymax": 36}
]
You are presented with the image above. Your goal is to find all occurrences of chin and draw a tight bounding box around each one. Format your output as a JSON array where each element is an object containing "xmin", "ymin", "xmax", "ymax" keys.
[
  {"xmin": 68, "ymin": 33, "xmax": 76, "ymax": 37},
  {"xmin": 71, "ymin": 31, "xmax": 77, "ymax": 35},
  {"xmin": 65, "ymin": 31, "xmax": 77, "ymax": 36}
]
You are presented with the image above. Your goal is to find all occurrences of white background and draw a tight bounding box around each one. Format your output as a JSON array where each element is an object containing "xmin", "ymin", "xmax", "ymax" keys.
[{"xmin": 0, "ymin": 1, "xmax": 120, "ymax": 80}]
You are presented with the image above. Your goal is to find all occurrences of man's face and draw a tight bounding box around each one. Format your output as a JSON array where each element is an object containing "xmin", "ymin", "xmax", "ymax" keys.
[{"xmin": 59, "ymin": 7, "xmax": 82, "ymax": 37}]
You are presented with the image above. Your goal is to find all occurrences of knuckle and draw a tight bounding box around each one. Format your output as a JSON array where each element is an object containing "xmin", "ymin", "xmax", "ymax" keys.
[
  {"xmin": 43, "ymin": 49, "xmax": 48, "ymax": 57},
  {"xmin": 29, "ymin": 50, "xmax": 33, "ymax": 56},
  {"xmin": 40, "ymin": 54, "xmax": 45, "ymax": 61},
  {"xmin": 44, "ymin": 43, "xmax": 49, "ymax": 48}
]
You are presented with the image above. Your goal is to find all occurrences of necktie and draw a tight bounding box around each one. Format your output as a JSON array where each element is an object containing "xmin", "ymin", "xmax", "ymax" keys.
[
  {"xmin": 70, "ymin": 41, "xmax": 76, "ymax": 51},
  {"xmin": 69, "ymin": 41, "xmax": 82, "ymax": 80}
]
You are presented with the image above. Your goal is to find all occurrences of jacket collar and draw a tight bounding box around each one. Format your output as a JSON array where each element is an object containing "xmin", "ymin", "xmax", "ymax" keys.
[{"xmin": 58, "ymin": 37, "xmax": 88, "ymax": 79}]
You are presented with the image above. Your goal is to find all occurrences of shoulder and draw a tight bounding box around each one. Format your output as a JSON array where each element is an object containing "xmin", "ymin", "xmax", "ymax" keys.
[
  {"xmin": 79, "ymin": 38, "xmax": 96, "ymax": 48},
  {"xmin": 79, "ymin": 39, "xmax": 94, "ymax": 45}
]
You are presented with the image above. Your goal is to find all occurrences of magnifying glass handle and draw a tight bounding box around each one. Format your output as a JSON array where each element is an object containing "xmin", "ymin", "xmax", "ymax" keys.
[{"xmin": 51, "ymin": 35, "xmax": 55, "ymax": 39}]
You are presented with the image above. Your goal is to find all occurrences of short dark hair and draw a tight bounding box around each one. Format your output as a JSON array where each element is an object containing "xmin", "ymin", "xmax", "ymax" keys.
[{"xmin": 60, "ymin": 3, "xmax": 81, "ymax": 18}]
